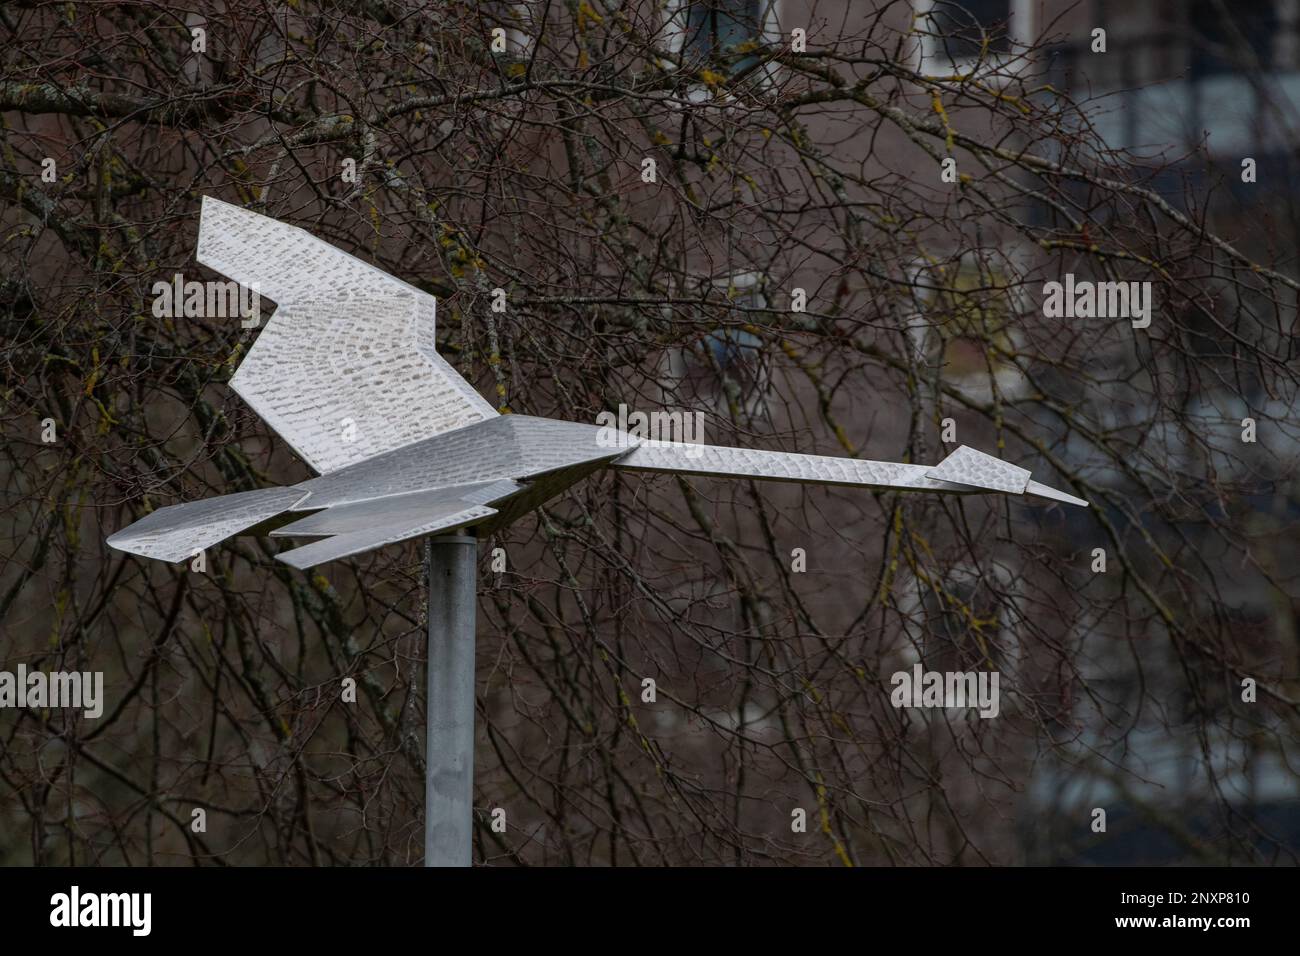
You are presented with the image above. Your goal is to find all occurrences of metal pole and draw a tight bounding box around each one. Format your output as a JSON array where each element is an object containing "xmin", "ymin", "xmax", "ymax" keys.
[{"xmin": 424, "ymin": 532, "xmax": 477, "ymax": 867}]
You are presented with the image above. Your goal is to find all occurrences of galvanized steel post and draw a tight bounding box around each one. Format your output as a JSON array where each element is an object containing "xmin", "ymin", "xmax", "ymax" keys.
[{"xmin": 424, "ymin": 533, "xmax": 477, "ymax": 867}]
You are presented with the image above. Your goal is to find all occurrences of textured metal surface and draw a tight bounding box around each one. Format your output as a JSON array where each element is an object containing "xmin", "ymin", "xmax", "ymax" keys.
[
  {"xmin": 474, "ymin": 461, "xmax": 613, "ymax": 535},
  {"xmin": 289, "ymin": 415, "xmax": 619, "ymax": 509},
  {"xmin": 275, "ymin": 503, "xmax": 498, "ymax": 570},
  {"xmin": 107, "ymin": 423, "xmax": 1087, "ymax": 568},
  {"xmin": 107, "ymin": 203, "xmax": 1086, "ymax": 571},
  {"xmin": 1023, "ymin": 479, "xmax": 1089, "ymax": 508},
  {"xmin": 610, "ymin": 440, "xmax": 974, "ymax": 493},
  {"xmin": 269, "ymin": 480, "xmax": 521, "ymax": 570},
  {"xmin": 264, "ymin": 414, "xmax": 626, "ymax": 567},
  {"xmin": 924, "ymin": 445, "xmax": 1031, "ymax": 494},
  {"xmin": 106, "ymin": 487, "xmax": 310, "ymax": 562},
  {"xmin": 271, "ymin": 481, "xmax": 520, "ymax": 537},
  {"xmin": 199, "ymin": 197, "xmax": 496, "ymax": 474}
]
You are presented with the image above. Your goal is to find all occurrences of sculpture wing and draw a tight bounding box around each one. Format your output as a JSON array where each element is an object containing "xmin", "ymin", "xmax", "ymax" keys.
[
  {"xmin": 198, "ymin": 196, "xmax": 496, "ymax": 475},
  {"xmin": 105, "ymin": 471, "xmax": 522, "ymax": 567}
]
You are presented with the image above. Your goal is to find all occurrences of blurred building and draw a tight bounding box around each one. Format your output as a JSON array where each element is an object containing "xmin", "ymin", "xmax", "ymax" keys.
[{"xmin": 663, "ymin": 0, "xmax": 1300, "ymax": 863}]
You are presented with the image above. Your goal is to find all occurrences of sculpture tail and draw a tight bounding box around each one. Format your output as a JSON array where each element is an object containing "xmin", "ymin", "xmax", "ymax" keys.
[{"xmin": 106, "ymin": 487, "xmax": 311, "ymax": 562}]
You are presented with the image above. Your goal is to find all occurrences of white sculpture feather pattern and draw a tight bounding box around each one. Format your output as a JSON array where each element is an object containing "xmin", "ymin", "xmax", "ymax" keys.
[{"xmin": 198, "ymin": 197, "xmax": 495, "ymax": 474}]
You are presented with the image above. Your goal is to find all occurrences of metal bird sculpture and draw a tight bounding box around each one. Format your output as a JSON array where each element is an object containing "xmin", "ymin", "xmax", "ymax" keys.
[{"xmin": 107, "ymin": 198, "xmax": 1086, "ymax": 568}]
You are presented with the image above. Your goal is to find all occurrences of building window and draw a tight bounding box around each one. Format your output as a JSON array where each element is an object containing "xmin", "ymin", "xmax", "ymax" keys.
[
  {"xmin": 928, "ymin": 0, "xmax": 1013, "ymax": 60},
  {"xmin": 915, "ymin": 0, "xmax": 1033, "ymax": 81},
  {"xmin": 665, "ymin": 0, "xmax": 779, "ymax": 83},
  {"xmin": 1188, "ymin": 0, "xmax": 1278, "ymax": 77},
  {"xmin": 684, "ymin": 1, "xmax": 764, "ymax": 64}
]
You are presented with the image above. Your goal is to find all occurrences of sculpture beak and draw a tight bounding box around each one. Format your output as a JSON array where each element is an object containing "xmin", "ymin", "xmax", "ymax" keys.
[
  {"xmin": 924, "ymin": 445, "xmax": 1088, "ymax": 508},
  {"xmin": 1024, "ymin": 479, "xmax": 1089, "ymax": 508}
]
